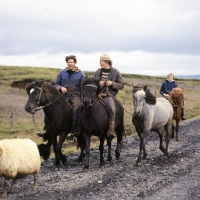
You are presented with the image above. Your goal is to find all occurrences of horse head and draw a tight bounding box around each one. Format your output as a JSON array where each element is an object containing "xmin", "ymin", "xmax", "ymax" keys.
[
  {"xmin": 169, "ymin": 88, "xmax": 184, "ymax": 109},
  {"xmin": 25, "ymin": 81, "xmax": 57, "ymax": 114},
  {"xmin": 82, "ymin": 77, "xmax": 100, "ymax": 108},
  {"xmin": 132, "ymin": 82, "xmax": 147, "ymax": 116},
  {"xmin": 132, "ymin": 82, "xmax": 156, "ymax": 116}
]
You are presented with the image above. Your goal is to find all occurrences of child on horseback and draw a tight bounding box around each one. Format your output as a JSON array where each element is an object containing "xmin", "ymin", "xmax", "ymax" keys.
[{"xmin": 160, "ymin": 73, "xmax": 186, "ymax": 120}]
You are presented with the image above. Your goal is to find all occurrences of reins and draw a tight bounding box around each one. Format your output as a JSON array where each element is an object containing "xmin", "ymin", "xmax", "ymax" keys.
[{"xmin": 33, "ymin": 85, "xmax": 64, "ymax": 111}]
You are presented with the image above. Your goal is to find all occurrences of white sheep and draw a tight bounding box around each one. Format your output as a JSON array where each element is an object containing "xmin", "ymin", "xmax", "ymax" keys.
[{"xmin": 0, "ymin": 138, "xmax": 41, "ymax": 198}]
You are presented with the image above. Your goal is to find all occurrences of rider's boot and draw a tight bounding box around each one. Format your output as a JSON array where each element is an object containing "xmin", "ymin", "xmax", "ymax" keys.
[
  {"xmin": 67, "ymin": 123, "xmax": 78, "ymax": 141},
  {"xmin": 181, "ymin": 107, "xmax": 186, "ymax": 120},
  {"xmin": 107, "ymin": 120, "xmax": 115, "ymax": 141}
]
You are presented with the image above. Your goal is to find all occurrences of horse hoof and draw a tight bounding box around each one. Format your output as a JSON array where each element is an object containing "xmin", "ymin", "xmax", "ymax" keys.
[
  {"xmin": 105, "ymin": 159, "xmax": 111, "ymax": 164},
  {"xmin": 171, "ymin": 135, "xmax": 174, "ymax": 139},
  {"xmin": 82, "ymin": 168, "xmax": 89, "ymax": 173},
  {"xmin": 76, "ymin": 161, "xmax": 82, "ymax": 166},
  {"xmin": 176, "ymin": 137, "xmax": 180, "ymax": 141},
  {"xmin": 163, "ymin": 156, "xmax": 168, "ymax": 160},
  {"xmin": 115, "ymin": 152, "xmax": 120, "ymax": 160},
  {"xmin": 116, "ymin": 156, "xmax": 120, "ymax": 160},
  {"xmin": 135, "ymin": 161, "xmax": 142, "ymax": 166},
  {"xmin": 99, "ymin": 164, "xmax": 104, "ymax": 168},
  {"xmin": 63, "ymin": 160, "xmax": 68, "ymax": 166},
  {"xmin": 52, "ymin": 165, "xmax": 59, "ymax": 169},
  {"xmin": 142, "ymin": 158, "xmax": 148, "ymax": 163}
]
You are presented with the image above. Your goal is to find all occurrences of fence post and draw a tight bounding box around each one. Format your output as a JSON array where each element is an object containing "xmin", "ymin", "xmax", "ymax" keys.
[
  {"xmin": 32, "ymin": 114, "xmax": 35, "ymax": 123},
  {"xmin": 10, "ymin": 112, "xmax": 13, "ymax": 128}
]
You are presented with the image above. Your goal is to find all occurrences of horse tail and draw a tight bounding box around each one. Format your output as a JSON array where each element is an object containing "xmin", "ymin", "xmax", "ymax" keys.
[{"xmin": 145, "ymin": 89, "xmax": 156, "ymax": 105}]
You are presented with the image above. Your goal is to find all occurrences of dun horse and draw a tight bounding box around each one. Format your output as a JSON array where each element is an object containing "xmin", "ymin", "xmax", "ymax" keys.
[
  {"xmin": 78, "ymin": 77, "xmax": 124, "ymax": 171},
  {"xmin": 132, "ymin": 83, "xmax": 173, "ymax": 166},
  {"xmin": 168, "ymin": 88, "xmax": 185, "ymax": 141},
  {"xmin": 25, "ymin": 81, "xmax": 72, "ymax": 167}
]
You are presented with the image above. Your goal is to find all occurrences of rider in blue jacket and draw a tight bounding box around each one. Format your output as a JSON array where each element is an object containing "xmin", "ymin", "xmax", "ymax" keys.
[
  {"xmin": 54, "ymin": 55, "xmax": 86, "ymax": 140},
  {"xmin": 160, "ymin": 73, "xmax": 186, "ymax": 120}
]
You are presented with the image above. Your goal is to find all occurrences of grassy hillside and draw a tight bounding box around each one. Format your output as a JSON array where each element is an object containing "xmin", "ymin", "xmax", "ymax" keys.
[{"xmin": 0, "ymin": 65, "xmax": 200, "ymax": 155}]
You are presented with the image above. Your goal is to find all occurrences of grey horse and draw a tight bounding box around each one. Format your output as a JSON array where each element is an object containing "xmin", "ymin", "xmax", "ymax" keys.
[{"xmin": 132, "ymin": 83, "xmax": 173, "ymax": 166}]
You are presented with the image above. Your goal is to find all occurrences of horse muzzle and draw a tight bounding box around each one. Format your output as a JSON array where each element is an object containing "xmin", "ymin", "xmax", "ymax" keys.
[
  {"xmin": 83, "ymin": 100, "xmax": 91, "ymax": 108},
  {"xmin": 134, "ymin": 111, "xmax": 141, "ymax": 117},
  {"xmin": 25, "ymin": 105, "xmax": 37, "ymax": 114}
]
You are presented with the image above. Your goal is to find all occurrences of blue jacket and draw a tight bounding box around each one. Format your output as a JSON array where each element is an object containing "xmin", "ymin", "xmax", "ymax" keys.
[
  {"xmin": 160, "ymin": 80, "xmax": 178, "ymax": 95},
  {"xmin": 54, "ymin": 67, "xmax": 85, "ymax": 97}
]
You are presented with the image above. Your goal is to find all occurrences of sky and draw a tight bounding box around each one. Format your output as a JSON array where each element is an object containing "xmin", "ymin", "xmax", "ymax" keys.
[{"xmin": 0, "ymin": 0, "xmax": 200, "ymax": 76}]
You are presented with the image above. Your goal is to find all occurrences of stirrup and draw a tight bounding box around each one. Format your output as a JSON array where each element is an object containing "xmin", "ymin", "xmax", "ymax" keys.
[
  {"xmin": 67, "ymin": 134, "xmax": 75, "ymax": 142},
  {"xmin": 181, "ymin": 116, "xmax": 186, "ymax": 120},
  {"xmin": 107, "ymin": 132, "xmax": 115, "ymax": 140}
]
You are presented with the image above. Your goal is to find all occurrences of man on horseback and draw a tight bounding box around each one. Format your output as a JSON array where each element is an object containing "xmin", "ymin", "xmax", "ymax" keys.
[
  {"xmin": 160, "ymin": 73, "xmax": 186, "ymax": 120},
  {"xmin": 94, "ymin": 54, "xmax": 124, "ymax": 140},
  {"xmin": 54, "ymin": 55, "xmax": 86, "ymax": 141}
]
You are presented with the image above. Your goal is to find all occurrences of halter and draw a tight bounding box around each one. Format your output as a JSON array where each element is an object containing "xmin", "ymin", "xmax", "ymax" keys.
[
  {"xmin": 84, "ymin": 84, "xmax": 98, "ymax": 88},
  {"xmin": 82, "ymin": 84, "xmax": 98, "ymax": 108},
  {"xmin": 33, "ymin": 84, "xmax": 64, "ymax": 111},
  {"xmin": 166, "ymin": 96, "xmax": 183, "ymax": 109}
]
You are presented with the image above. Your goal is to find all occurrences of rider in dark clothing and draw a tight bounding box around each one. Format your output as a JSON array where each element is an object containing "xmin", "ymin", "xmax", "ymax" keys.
[
  {"xmin": 93, "ymin": 54, "xmax": 124, "ymax": 140},
  {"xmin": 54, "ymin": 55, "xmax": 86, "ymax": 140},
  {"xmin": 160, "ymin": 72, "xmax": 186, "ymax": 120}
]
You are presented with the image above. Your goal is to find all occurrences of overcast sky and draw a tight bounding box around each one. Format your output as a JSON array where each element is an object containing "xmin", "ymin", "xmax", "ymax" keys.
[{"xmin": 0, "ymin": 0, "xmax": 200, "ymax": 75}]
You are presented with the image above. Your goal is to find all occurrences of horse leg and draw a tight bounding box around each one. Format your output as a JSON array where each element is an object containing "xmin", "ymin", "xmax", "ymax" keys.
[
  {"xmin": 52, "ymin": 136, "xmax": 60, "ymax": 168},
  {"xmin": 171, "ymin": 121, "xmax": 175, "ymax": 139},
  {"xmin": 99, "ymin": 137, "xmax": 105, "ymax": 167},
  {"xmin": 156, "ymin": 129, "xmax": 166, "ymax": 153},
  {"xmin": 76, "ymin": 136, "xmax": 85, "ymax": 165},
  {"xmin": 57, "ymin": 131, "xmax": 68, "ymax": 166},
  {"xmin": 175, "ymin": 120, "xmax": 180, "ymax": 141},
  {"xmin": 115, "ymin": 126, "xmax": 123, "ymax": 160},
  {"xmin": 135, "ymin": 133, "xmax": 145, "ymax": 166},
  {"xmin": 106, "ymin": 140, "xmax": 112, "ymax": 163},
  {"xmin": 163, "ymin": 122, "xmax": 172, "ymax": 158},
  {"xmin": 83, "ymin": 133, "xmax": 90, "ymax": 172}
]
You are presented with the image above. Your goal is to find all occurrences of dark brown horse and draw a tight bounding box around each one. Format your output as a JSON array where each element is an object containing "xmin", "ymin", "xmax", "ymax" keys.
[
  {"xmin": 168, "ymin": 88, "xmax": 184, "ymax": 141},
  {"xmin": 78, "ymin": 77, "xmax": 124, "ymax": 172},
  {"xmin": 25, "ymin": 81, "xmax": 72, "ymax": 167}
]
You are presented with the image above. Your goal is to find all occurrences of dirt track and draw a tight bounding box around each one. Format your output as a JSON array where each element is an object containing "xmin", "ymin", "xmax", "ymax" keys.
[{"xmin": 1, "ymin": 118, "xmax": 200, "ymax": 200}]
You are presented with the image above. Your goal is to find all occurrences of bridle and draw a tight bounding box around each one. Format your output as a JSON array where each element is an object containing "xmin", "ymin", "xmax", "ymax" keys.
[
  {"xmin": 166, "ymin": 95, "xmax": 183, "ymax": 109},
  {"xmin": 32, "ymin": 85, "xmax": 64, "ymax": 111},
  {"xmin": 82, "ymin": 84, "xmax": 98, "ymax": 108}
]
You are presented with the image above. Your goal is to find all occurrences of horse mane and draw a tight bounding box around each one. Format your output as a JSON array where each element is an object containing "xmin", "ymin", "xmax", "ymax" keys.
[
  {"xmin": 169, "ymin": 87, "xmax": 184, "ymax": 102},
  {"xmin": 170, "ymin": 88, "xmax": 184, "ymax": 96},
  {"xmin": 132, "ymin": 82, "xmax": 147, "ymax": 93},
  {"xmin": 132, "ymin": 82, "xmax": 156, "ymax": 105},
  {"xmin": 145, "ymin": 88, "xmax": 156, "ymax": 105},
  {"xmin": 82, "ymin": 77, "xmax": 100, "ymax": 87},
  {"xmin": 82, "ymin": 77, "xmax": 101, "ymax": 93},
  {"xmin": 26, "ymin": 81, "xmax": 60, "ymax": 95}
]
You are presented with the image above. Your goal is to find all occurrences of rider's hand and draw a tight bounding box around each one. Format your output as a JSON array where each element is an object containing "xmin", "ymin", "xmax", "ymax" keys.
[
  {"xmin": 99, "ymin": 81, "xmax": 106, "ymax": 87},
  {"xmin": 106, "ymin": 81, "xmax": 112, "ymax": 87},
  {"xmin": 60, "ymin": 87, "xmax": 67, "ymax": 93},
  {"xmin": 163, "ymin": 93, "xmax": 169, "ymax": 97}
]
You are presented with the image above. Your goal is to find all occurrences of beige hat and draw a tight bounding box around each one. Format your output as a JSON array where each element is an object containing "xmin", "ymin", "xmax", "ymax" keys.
[{"xmin": 100, "ymin": 54, "xmax": 111, "ymax": 61}]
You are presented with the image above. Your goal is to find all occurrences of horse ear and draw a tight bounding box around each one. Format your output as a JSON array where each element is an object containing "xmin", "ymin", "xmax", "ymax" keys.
[{"xmin": 143, "ymin": 85, "xmax": 147, "ymax": 91}]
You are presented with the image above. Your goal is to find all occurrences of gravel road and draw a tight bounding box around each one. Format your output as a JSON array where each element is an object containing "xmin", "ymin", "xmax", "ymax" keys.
[{"xmin": 1, "ymin": 118, "xmax": 200, "ymax": 200}]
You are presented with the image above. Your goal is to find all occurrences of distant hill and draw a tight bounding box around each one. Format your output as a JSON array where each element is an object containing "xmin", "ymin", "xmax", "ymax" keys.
[
  {"xmin": 175, "ymin": 75, "xmax": 200, "ymax": 79},
  {"xmin": 158, "ymin": 75, "xmax": 200, "ymax": 79}
]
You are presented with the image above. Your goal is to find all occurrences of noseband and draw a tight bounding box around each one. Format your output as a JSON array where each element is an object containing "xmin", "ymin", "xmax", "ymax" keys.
[
  {"xmin": 32, "ymin": 84, "xmax": 63, "ymax": 111},
  {"xmin": 83, "ymin": 84, "xmax": 98, "ymax": 108}
]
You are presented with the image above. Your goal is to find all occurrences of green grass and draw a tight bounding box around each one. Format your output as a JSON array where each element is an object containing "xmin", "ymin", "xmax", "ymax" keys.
[{"xmin": 0, "ymin": 65, "xmax": 200, "ymax": 156}]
